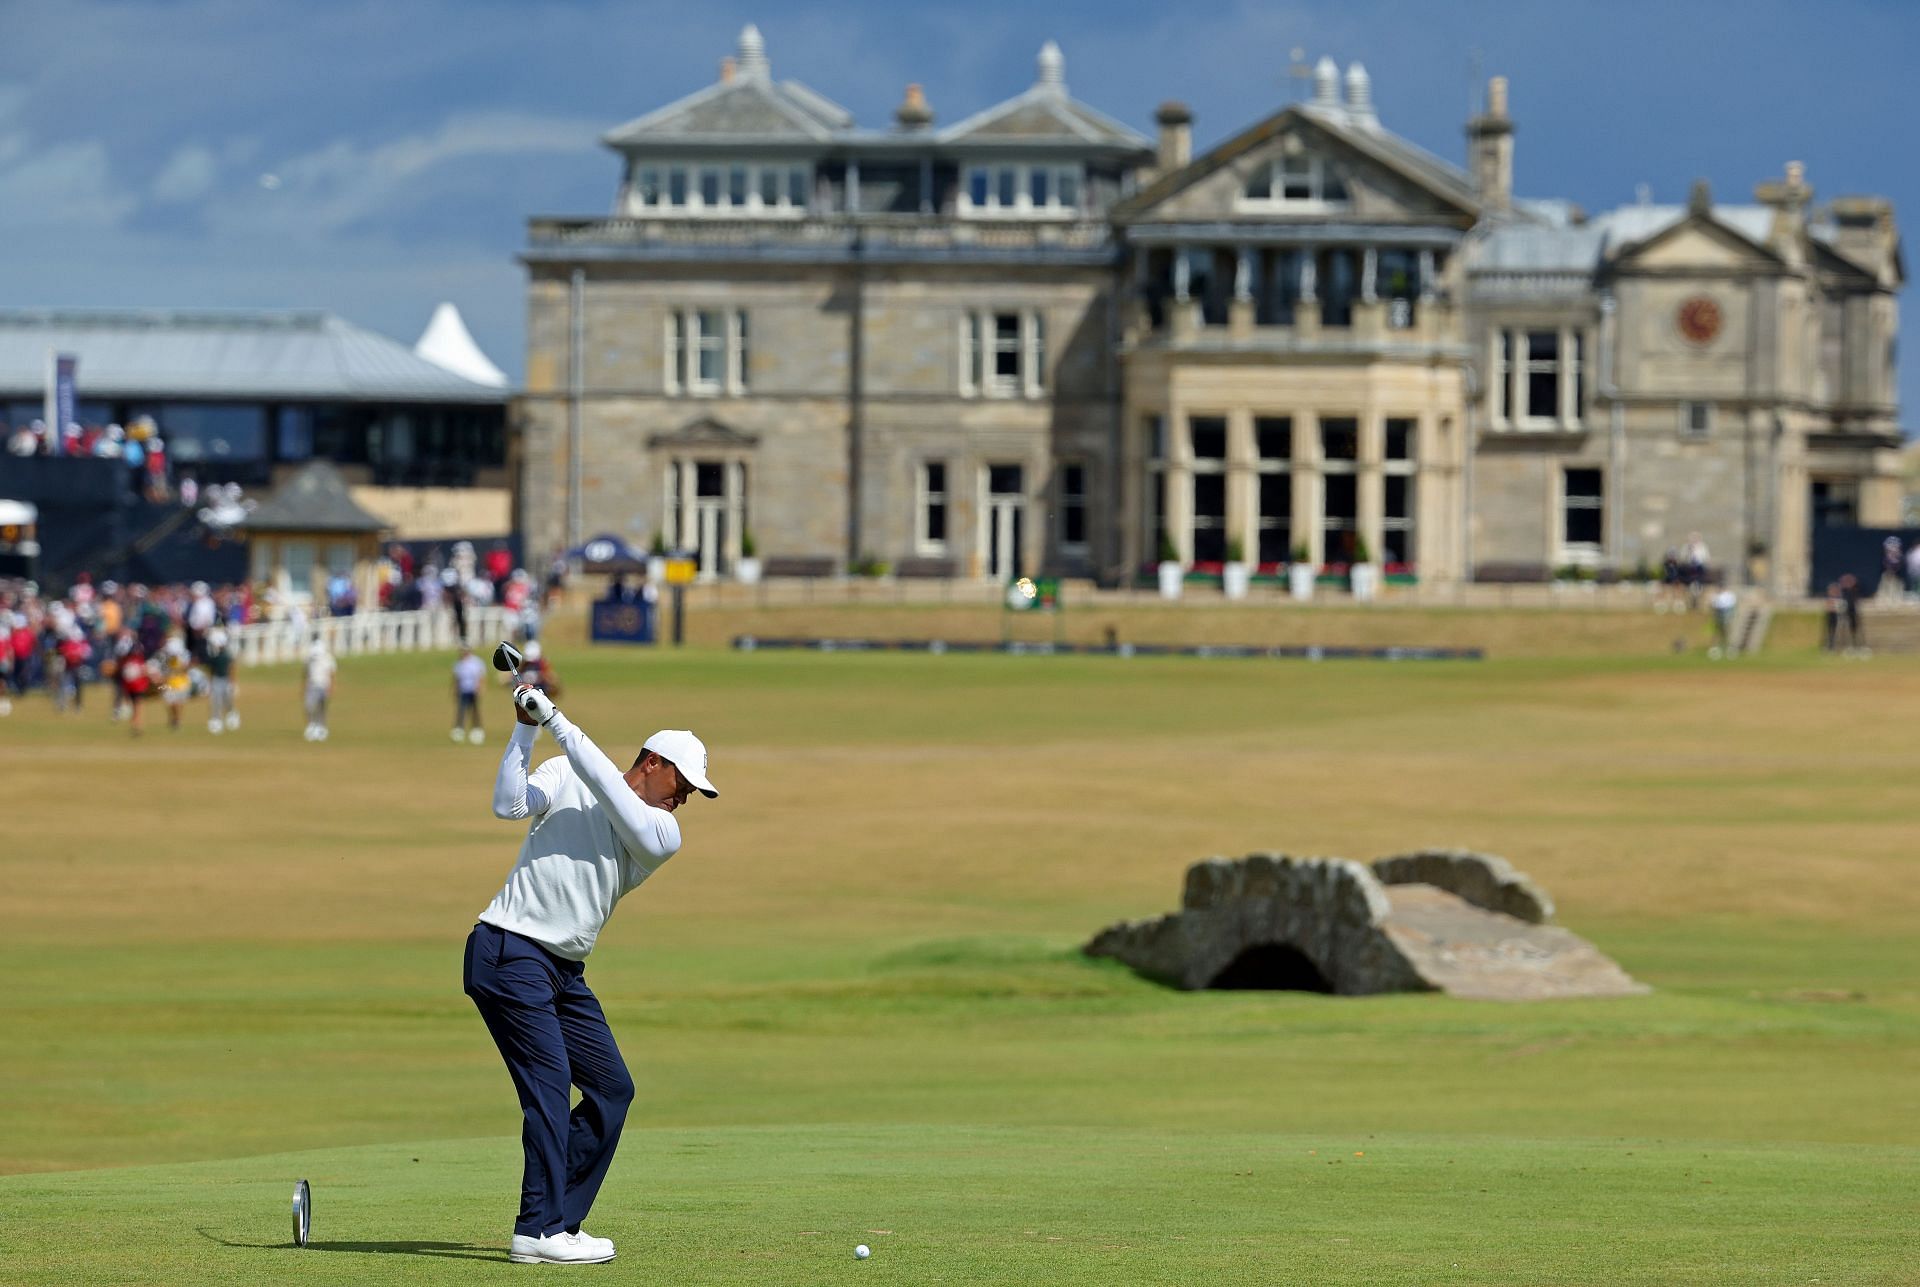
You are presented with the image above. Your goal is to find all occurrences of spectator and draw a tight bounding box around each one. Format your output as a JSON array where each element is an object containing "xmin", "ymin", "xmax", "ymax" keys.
[
  {"xmin": 485, "ymin": 540, "xmax": 512, "ymax": 593},
  {"xmin": 302, "ymin": 636, "xmax": 336, "ymax": 743},
  {"xmin": 1880, "ymin": 536, "xmax": 1905, "ymax": 602},
  {"xmin": 119, "ymin": 634, "xmax": 153, "ymax": 737},
  {"xmin": 205, "ymin": 628, "xmax": 239, "ymax": 734},
  {"xmin": 185, "ymin": 581, "xmax": 217, "ymax": 658},
  {"xmin": 517, "ymin": 641, "xmax": 562, "ymax": 700},
  {"xmin": 1681, "ymin": 532, "xmax": 1711, "ymax": 610},
  {"xmin": 451, "ymin": 645, "xmax": 485, "ymax": 745},
  {"xmin": 1709, "ymin": 587, "xmax": 1738, "ymax": 658},
  {"xmin": 1839, "ymin": 573, "xmax": 1866, "ymax": 656},
  {"xmin": 158, "ymin": 636, "xmax": 193, "ymax": 732}
]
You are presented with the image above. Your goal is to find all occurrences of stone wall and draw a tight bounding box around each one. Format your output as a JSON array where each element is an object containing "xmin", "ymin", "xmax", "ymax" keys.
[{"xmin": 1369, "ymin": 848, "xmax": 1553, "ymax": 924}]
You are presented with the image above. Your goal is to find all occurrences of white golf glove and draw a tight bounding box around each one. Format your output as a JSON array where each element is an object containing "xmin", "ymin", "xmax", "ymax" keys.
[{"xmin": 514, "ymin": 684, "xmax": 558, "ymax": 726}]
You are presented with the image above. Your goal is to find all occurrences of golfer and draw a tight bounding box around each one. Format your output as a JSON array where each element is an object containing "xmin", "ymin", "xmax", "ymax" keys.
[{"xmin": 465, "ymin": 680, "xmax": 717, "ymax": 1265}]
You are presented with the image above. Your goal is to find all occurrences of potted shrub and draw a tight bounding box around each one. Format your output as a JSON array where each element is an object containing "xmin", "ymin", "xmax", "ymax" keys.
[
  {"xmin": 1155, "ymin": 532, "xmax": 1183, "ymax": 600},
  {"xmin": 1349, "ymin": 536, "xmax": 1380, "ymax": 601},
  {"xmin": 1222, "ymin": 536, "xmax": 1251, "ymax": 600},
  {"xmin": 646, "ymin": 531, "xmax": 668, "ymax": 584},
  {"xmin": 1287, "ymin": 541, "xmax": 1316, "ymax": 601},
  {"xmin": 736, "ymin": 529, "xmax": 762, "ymax": 585}
]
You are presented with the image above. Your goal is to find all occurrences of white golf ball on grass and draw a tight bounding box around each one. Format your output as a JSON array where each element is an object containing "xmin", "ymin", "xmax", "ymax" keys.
[{"xmin": 854, "ymin": 1243, "xmax": 870, "ymax": 1259}]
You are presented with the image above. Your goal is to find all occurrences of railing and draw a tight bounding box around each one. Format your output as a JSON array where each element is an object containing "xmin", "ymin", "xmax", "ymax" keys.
[
  {"xmin": 231, "ymin": 606, "xmax": 518, "ymax": 666},
  {"xmin": 527, "ymin": 214, "xmax": 1114, "ymax": 255}
]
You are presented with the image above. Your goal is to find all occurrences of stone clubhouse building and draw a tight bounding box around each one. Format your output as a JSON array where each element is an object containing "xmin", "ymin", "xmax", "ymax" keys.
[{"xmin": 517, "ymin": 26, "xmax": 1904, "ymax": 594}]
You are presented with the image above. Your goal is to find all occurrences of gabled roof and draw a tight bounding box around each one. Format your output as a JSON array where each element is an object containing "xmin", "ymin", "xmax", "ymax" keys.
[
  {"xmin": 1601, "ymin": 201, "xmax": 1786, "ymax": 270},
  {"xmin": 602, "ymin": 25, "xmax": 852, "ymax": 146},
  {"xmin": 938, "ymin": 42, "xmax": 1149, "ymax": 152},
  {"xmin": 1113, "ymin": 101, "xmax": 1479, "ymax": 223},
  {"xmin": 244, "ymin": 462, "xmax": 389, "ymax": 534},
  {"xmin": 0, "ymin": 309, "xmax": 509, "ymax": 404}
]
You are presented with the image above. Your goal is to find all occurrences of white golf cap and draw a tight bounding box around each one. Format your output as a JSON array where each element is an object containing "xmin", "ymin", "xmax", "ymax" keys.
[{"xmin": 643, "ymin": 729, "xmax": 718, "ymax": 798}]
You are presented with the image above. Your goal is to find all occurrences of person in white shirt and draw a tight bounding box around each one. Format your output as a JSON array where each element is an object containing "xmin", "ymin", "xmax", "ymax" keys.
[
  {"xmin": 302, "ymin": 638, "xmax": 335, "ymax": 742},
  {"xmin": 465, "ymin": 680, "xmax": 717, "ymax": 1266},
  {"xmin": 451, "ymin": 646, "xmax": 485, "ymax": 744}
]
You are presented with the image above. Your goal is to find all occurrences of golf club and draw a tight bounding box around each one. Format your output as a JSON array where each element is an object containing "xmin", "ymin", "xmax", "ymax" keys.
[
  {"xmin": 492, "ymin": 640, "xmax": 524, "ymax": 676},
  {"xmin": 291, "ymin": 1178, "xmax": 310, "ymax": 1248}
]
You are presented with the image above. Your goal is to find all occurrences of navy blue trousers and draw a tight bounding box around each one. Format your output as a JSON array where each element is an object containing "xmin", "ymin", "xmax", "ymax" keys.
[{"xmin": 463, "ymin": 922, "xmax": 635, "ymax": 1237}]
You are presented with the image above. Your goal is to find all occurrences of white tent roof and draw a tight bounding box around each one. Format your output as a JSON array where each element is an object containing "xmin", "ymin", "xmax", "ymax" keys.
[{"xmin": 413, "ymin": 303, "xmax": 509, "ymax": 389}]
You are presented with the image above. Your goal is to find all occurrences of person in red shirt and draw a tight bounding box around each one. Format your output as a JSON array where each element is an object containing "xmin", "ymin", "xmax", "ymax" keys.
[
  {"xmin": 485, "ymin": 542, "xmax": 513, "ymax": 592},
  {"xmin": 119, "ymin": 637, "xmax": 153, "ymax": 736}
]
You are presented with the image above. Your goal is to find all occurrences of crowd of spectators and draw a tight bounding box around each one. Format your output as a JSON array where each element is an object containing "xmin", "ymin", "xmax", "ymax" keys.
[
  {"xmin": 1, "ymin": 575, "xmax": 249, "ymax": 734},
  {"xmin": 1, "ymin": 541, "xmax": 558, "ymax": 730},
  {"xmin": 5, "ymin": 414, "xmax": 187, "ymax": 503}
]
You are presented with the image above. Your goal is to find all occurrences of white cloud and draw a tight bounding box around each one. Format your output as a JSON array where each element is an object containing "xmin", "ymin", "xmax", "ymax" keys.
[
  {"xmin": 151, "ymin": 143, "xmax": 218, "ymax": 203},
  {"xmin": 0, "ymin": 136, "xmax": 137, "ymax": 230},
  {"xmin": 223, "ymin": 110, "xmax": 600, "ymax": 237}
]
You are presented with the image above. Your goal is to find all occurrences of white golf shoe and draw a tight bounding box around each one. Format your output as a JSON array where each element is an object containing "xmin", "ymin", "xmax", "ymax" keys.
[
  {"xmin": 568, "ymin": 1230, "xmax": 615, "ymax": 1257},
  {"xmin": 450, "ymin": 727, "xmax": 466, "ymax": 743},
  {"xmin": 209, "ymin": 719, "xmax": 224, "ymax": 735},
  {"xmin": 225, "ymin": 711, "xmax": 240, "ymax": 730},
  {"xmin": 508, "ymin": 1231, "xmax": 615, "ymax": 1264},
  {"xmin": 469, "ymin": 728, "xmax": 486, "ymax": 745}
]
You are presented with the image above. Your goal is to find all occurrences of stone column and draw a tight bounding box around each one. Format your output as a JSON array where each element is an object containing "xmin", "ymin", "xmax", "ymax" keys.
[
  {"xmin": 1230, "ymin": 246, "xmax": 1256, "ymax": 337},
  {"xmin": 678, "ymin": 458, "xmax": 696, "ymax": 551},
  {"xmin": 1167, "ymin": 406, "xmax": 1194, "ymax": 564},
  {"xmin": 1358, "ymin": 412, "xmax": 1385, "ymax": 566},
  {"xmin": 1294, "ymin": 411, "xmax": 1321, "ymax": 566},
  {"xmin": 1361, "ymin": 248, "xmax": 1378, "ymax": 303},
  {"xmin": 1227, "ymin": 408, "xmax": 1256, "ymax": 562}
]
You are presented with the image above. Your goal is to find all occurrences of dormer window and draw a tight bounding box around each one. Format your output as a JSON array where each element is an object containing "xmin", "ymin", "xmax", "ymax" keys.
[
  {"xmin": 961, "ymin": 163, "xmax": 1084, "ymax": 217},
  {"xmin": 1240, "ymin": 155, "xmax": 1349, "ymax": 209},
  {"xmin": 631, "ymin": 161, "xmax": 811, "ymax": 216}
]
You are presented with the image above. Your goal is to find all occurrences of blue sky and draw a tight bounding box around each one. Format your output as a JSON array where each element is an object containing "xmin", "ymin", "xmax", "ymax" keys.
[{"xmin": 1, "ymin": 0, "xmax": 1913, "ymax": 420}]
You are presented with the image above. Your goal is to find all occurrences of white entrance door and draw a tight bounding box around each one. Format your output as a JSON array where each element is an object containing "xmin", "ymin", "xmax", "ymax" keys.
[
  {"xmin": 691, "ymin": 461, "xmax": 729, "ymax": 578},
  {"xmin": 982, "ymin": 464, "xmax": 1025, "ymax": 581}
]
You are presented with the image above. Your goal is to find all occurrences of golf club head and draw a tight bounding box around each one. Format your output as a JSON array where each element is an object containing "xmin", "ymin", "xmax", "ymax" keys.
[
  {"xmin": 491, "ymin": 641, "xmax": 524, "ymax": 674},
  {"xmin": 292, "ymin": 1178, "xmax": 311, "ymax": 1247}
]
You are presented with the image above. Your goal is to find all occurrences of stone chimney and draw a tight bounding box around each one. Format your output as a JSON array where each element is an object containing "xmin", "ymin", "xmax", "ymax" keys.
[
  {"xmin": 718, "ymin": 56, "xmax": 736, "ymax": 83},
  {"xmin": 1036, "ymin": 40, "xmax": 1066, "ymax": 94},
  {"xmin": 1826, "ymin": 194, "xmax": 1899, "ymax": 286},
  {"xmin": 1754, "ymin": 161, "xmax": 1813, "ymax": 267},
  {"xmin": 1466, "ymin": 75, "xmax": 1514, "ymax": 213},
  {"xmin": 1310, "ymin": 57, "xmax": 1341, "ymax": 113},
  {"xmin": 1344, "ymin": 62, "xmax": 1377, "ymax": 130},
  {"xmin": 736, "ymin": 24, "xmax": 770, "ymax": 81},
  {"xmin": 894, "ymin": 83, "xmax": 934, "ymax": 132},
  {"xmin": 1155, "ymin": 101, "xmax": 1193, "ymax": 174}
]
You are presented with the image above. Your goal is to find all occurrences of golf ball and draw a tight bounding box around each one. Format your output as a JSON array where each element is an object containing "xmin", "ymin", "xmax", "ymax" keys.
[{"xmin": 855, "ymin": 1243, "xmax": 870, "ymax": 1259}]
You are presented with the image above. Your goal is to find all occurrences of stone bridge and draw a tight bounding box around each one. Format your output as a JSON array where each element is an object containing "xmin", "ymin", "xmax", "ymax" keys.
[{"xmin": 1083, "ymin": 849, "xmax": 1646, "ymax": 1001}]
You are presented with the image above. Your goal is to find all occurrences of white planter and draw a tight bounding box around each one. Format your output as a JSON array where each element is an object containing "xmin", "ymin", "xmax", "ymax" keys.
[
  {"xmin": 1156, "ymin": 561, "xmax": 1184, "ymax": 600},
  {"xmin": 1222, "ymin": 562, "xmax": 1251, "ymax": 600},
  {"xmin": 646, "ymin": 554, "xmax": 667, "ymax": 584},
  {"xmin": 1349, "ymin": 562, "xmax": 1380, "ymax": 601},
  {"xmin": 1288, "ymin": 563, "xmax": 1316, "ymax": 602},
  {"xmin": 735, "ymin": 556, "xmax": 762, "ymax": 586}
]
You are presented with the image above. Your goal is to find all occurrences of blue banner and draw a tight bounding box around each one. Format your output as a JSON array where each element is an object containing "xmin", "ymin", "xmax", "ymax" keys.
[
  {"xmin": 590, "ymin": 599, "xmax": 655, "ymax": 645},
  {"xmin": 53, "ymin": 354, "xmax": 78, "ymax": 452}
]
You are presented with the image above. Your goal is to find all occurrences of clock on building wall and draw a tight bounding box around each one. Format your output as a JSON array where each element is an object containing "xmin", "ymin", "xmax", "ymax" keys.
[{"xmin": 1677, "ymin": 295, "xmax": 1723, "ymax": 346}]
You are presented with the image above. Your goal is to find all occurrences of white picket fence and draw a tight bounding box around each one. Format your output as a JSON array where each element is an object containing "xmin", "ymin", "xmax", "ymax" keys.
[{"xmin": 231, "ymin": 606, "xmax": 519, "ymax": 666}]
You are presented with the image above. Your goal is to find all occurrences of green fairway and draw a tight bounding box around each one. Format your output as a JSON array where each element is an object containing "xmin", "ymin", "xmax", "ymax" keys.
[{"xmin": 2, "ymin": 624, "xmax": 1916, "ymax": 1283}]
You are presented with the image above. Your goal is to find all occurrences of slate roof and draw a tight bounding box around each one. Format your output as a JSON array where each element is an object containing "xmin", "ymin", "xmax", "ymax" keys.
[
  {"xmin": 243, "ymin": 461, "xmax": 390, "ymax": 534},
  {"xmin": 603, "ymin": 24, "xmax": 853, "ymax": 147},
  {"xmin": 0, "ymin": 309, "xmax": 509, "ymax": 404},
  {"xmin": 1468, "ymin": 203, "xmax": 1834, "ymax": 275},
  {"xmin": 601, "ymin": 29, "xmax": 1146, "ymax": 157},
  {"xmin": 939, "ymin": 44, "xmax": 1149, "ymax": 152}
]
